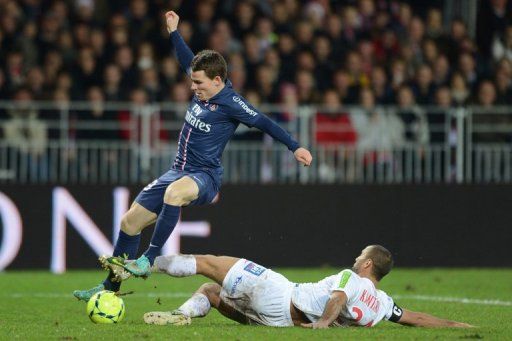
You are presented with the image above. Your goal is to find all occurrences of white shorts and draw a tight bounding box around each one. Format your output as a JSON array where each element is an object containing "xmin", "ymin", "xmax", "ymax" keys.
[{"xmin": 220, "ymin": 259, "xmax": 294, "ymax": 327}]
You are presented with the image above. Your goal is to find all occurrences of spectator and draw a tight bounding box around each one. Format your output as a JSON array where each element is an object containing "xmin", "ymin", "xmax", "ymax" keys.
[
  {"xmin": 396, "ymin": 85, "xmax": 429, "ymax": 145},
  {"xmin": 75, "ymin": 86, "xmax": 118, "ymax": 140},
  {"xmin": 458, "ymin": 52, "xmax": 479, "ymax": 92},
  {"xmin": 254, "ymin": 64, "xmax": 279, "ymax": 103},
  {"xmin": 139, "ymin": 67, "xmax": 162, "ymax": 102},
  {"xmin": 4, "ymin": 87, "xmax": 48, "ymax": 158},
  {"xmin": 477, "ymin": 0, "xmax": 512, "ymax": 58},
  {"xmin": 115, "ymin": 45, "xmax": 138, "ymax": 90},
  {"xmin": 371, "ymin": 66, "xmax": 394, "ymax": 104},
  {"xmin": 72, "ymin": 47, "xmax": 101, "ymax": 95},
  {"xmin": 429, "ymin": 86, "xmax": 454, "ymax": 144},
  {"xmin": 276, "ymin": 33, "xmax": 297, "ymax": 83},
  {"xmin": 295, "ymin": 70, "xmax": 318, "ymax": 104},
  {"xmin": 472, "ymin": 80, "xmax": 512, "ymax": 143},
  {"xmin": 353, "ymin": 88, "xmax": 404, "ymax": 170},
  {"xmin": 103, "ymin": 64, "xmax": 125, "ymax": 101},
  {"xmin": 332, "ymin": 68, "xmax": 358, "ymax": 104},
  {"xmin": 315, "ymin": 89, "xmax": 357, "ymax": 146},
  {"xmin": 495, "ymin": 69, "xmax": 512, "ymax": 104},
  {"xmin": 425, "ymin": 8, "xmax": 444, "ymax": 41},
  {"xmin": 312, "ymin": 35, "xmax": 334, "ymax": 90},
  {"xmin": 450, "ymin": 72, "xmax": 471, "ymax": 106},
  {"xmin": 228, "ymin": 53, "xmax": 247, "ymax": 93},
  {"xmin": 43, "ymin": 50, "xmax": 64, "ymax": 90},
  {"xmin": 493, "ymin": 25, "xmax": 512, "ymax": 62},
  {"xmin": 231, "ymin": 1, "xmax": 256, "ymax": 40},
  {"xmin": 433, "ymin": 54, "xmax": 451, "ymax": 87},
  {"xmin": 411, "ymin": 64, "xmax": 437, "ymax": 105}
]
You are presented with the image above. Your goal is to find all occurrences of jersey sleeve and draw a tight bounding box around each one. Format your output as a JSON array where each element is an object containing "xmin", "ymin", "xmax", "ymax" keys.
[
  {"xmin": 383, "ymin": 295, "xmax": 404, "ymax": 323},
  {"xmin": 330, "ymin": 270, "xmax": 359, "ymax": 301},
  {"xmin": 169, "ymin": 31, "xmax": 194, "ymax": 76},
  {"xmin": 227, "ymin": 95, "xmax": 300, "ymax": 152}
]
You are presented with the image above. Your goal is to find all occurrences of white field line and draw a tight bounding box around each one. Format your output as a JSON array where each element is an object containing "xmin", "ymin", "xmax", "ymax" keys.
[
  {"xmin": 6, "ymin": 292, "xmax": 191, "ymax": 299},
  {"xmin": 393, "ymin": 294, "xmax": 512, "ymax": 307},
  {"xmin": 3, "ymin": 292, "xmax": 512, "ymax": 306}
]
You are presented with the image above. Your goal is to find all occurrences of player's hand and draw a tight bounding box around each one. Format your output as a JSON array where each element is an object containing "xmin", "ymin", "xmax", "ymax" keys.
[
  {"xmin": 294, "ymin": 147, "xmax": 313, "ymax": 167},
  {"xmin": 165, "ymin": 11, "xmax": 179, "ymax": 33},
  {"xmin": 301, "ymin": 322, "xmax": 329, "ymax": 329}
]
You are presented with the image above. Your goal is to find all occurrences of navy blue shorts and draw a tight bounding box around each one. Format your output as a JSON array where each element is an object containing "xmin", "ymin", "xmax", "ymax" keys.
[{"xmin": 135, "ymin": 168, "xmax": 221, "ymax": 214}]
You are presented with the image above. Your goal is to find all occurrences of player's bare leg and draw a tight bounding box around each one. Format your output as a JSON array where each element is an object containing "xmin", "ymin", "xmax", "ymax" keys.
[
  {"xmin": 144, "ymin": 282, "xmax": 248, "ymax": 326},
  {"xmin": 153, "ymin": 254, "xmax": 239, "ymax": 284},
  {"xmin": 124, "ymin": 177, "xmax": 199, "ymax": 277}
]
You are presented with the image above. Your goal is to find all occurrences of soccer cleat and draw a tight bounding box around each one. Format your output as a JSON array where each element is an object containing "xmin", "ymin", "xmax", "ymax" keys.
[
  {"xmin": 143, "ymin": 310, "xmax": 191, "ymax": 326},
  {"xmin": 123, "ymin": 255, "xmax": 151, "ymax": 278},
  {"xmin": 99, "ymin": 255, "xmax": 132, "ymax": 282},
  {"xmin": 73, "ymin": 284, "xmax": 105, "ymax": 302}
]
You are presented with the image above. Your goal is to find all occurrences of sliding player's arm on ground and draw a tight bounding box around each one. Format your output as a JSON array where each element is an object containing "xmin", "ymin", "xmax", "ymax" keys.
[
  {"xmin": 386, "ymin": 301, "xmax": 473, "ymax": 328},
  {"xmin": 228, "ymin": 96, "xmax": 312, "ymax": 166},
  {"xmin": 165, "ymin": 11, "xmax": 194, "ymax": 76},
  {"xmin": 301, "ymin": 291, "xmax": 347, "ymax": 329},
  {"xmin": 393, "ymin": 308, "xmax": 473, "ymax": 328}
]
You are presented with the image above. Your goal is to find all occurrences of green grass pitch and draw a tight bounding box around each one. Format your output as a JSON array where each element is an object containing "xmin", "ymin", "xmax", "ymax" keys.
[{"xmin": 0, "ymin": 268, "xmax": 511, "ymax": 340}]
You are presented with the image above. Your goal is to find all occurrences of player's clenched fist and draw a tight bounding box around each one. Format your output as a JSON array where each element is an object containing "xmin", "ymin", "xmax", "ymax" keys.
[
  {"xmin": 165, "ymin": 11, "xmax": 179, "ymax": 33},
  {"xmin": 294, "ymin": 147, "xmax": 313, "ymax": 167}
]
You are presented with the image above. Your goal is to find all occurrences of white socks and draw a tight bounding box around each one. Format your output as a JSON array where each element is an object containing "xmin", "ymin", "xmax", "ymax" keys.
[
  {"xmin": 178, "ymin": 293, "xmax": 211, "ymax": 317},
  {"xmin": 154, "ymin": 254, "xmax": 197, "ymax": 277}
]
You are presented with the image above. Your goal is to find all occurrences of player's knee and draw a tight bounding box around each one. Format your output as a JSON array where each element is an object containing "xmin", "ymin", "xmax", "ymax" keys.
[
  {"xmin": 198, "ymin": 283, "xmax": 221, "ymax": 306},
  {"xmin": 163, "ymin": 186, "xmax": 188, "ymax": 206},
  {"xmin": 120, "ymin": 212, "xmax": 140, "ymax": 235}
]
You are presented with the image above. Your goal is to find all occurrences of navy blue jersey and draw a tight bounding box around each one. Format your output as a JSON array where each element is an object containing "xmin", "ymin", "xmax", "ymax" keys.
[{"xmin": 169, "ymin": 31, "xmax": 300, "ymax": 172}]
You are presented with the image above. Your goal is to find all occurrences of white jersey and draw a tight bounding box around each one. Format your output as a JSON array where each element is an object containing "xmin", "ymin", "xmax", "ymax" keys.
[{"xmin": 291, "ymin": 269, "xmax": 398, "ymax": 327}]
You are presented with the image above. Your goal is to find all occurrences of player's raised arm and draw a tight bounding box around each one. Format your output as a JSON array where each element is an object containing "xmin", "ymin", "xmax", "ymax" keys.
[
  {"xmin": 301, "ymin": 291, "xmax": 347, "ymax": 329},
  {"xmin": 395, "ymin": 308, "xmax": 473, "ymax": 328},
  {"xmin": 165, "ymin": 11, "xmax": 194, "ymax": 76}
]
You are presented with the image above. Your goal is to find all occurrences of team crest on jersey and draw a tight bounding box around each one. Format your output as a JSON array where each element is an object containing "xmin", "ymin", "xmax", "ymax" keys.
[
  {"xmin": 244, "ymin": 262, "xmax": 266, "ymax": 276},
  {"xmin": 209, "ymin": 104, "xmax": 218, "ymax": 111}
]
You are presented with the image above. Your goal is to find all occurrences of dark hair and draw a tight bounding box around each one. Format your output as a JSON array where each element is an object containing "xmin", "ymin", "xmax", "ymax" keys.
[
  {"xmin": 363, "ymin": 245, "xmax": 393, "ymax": 280},
  {"xmin": 191, "ymin": 50, "xmax": 227, "ymax": 81}
]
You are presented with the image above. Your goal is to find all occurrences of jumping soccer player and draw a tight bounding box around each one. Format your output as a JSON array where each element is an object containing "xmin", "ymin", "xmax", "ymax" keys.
[
  {"xmin": 73, "ymin": 11, "xmax": 312, "ymax": 302},
  {"xmin": 143, "ymin": 245, "xmax": 472, "ymax": 328}
]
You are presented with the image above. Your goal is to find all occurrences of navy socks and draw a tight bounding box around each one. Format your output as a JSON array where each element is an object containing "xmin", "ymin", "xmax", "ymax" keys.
[
  {"xmin": 144, "ymin": 204, "xmax": 181, "ymax": 265},
  {"xmin": 103, "ymin": 230, "xmax": 141, "ymax": 291}
]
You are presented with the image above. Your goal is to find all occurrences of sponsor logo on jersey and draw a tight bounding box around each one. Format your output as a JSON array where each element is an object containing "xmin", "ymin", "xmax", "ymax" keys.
[
  {"xmin": 232, "ymin": 96, "xmax": 258, "ymax": 117},
  {"xmin": 338, "ymin": 270, "xmax": 352, "ymax": 289},
  {"xmin": 243, "ymin": 262, "xmax": 266, "ymax": 276},
  {"xmin": 192, "ymin": 103, "xmax": 203, "ymax": 116},
  {"xmin": 185, "ymin": 109, "xmax": 211, "ymax": 132},
  {"xmin": 230, "ymin": 275, "xmax": 243, "ymax": 295}
]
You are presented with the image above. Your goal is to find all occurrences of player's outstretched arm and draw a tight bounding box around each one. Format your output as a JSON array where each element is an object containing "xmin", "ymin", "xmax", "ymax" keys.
[
  {"xmin": 301, "ymin": 291, "xmax": 347, "ymax": 329},
  {"xmin": 250, "ymin": 114, "xmax": 312, "ymax": 166},
  {"xmin": 294, "ymin": 147, "xmax": 313, "ymax": 166},
  {"xmin": 165, "ymin": 11, "xmax": 194, "ymax": 76},
  {"xmin": 398, "ymin": 309, "xmax": 473, "ymax": 328}
]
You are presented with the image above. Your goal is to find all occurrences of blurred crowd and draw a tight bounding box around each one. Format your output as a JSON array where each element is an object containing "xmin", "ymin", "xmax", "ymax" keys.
[{"xmin": 1, "ymin": 0, "xmax": 512, "ymax": 149}]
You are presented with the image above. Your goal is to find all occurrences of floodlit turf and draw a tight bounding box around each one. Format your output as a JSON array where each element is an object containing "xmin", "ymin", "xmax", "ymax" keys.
[{"xmin": 0, "ymin": 268, "xmax": 511, "ymax": 340}]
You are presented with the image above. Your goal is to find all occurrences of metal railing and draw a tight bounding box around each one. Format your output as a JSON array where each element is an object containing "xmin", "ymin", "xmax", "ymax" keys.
[{"xmin": 0, "ymin": 101, "xmax": 511, "ymax": 184}]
